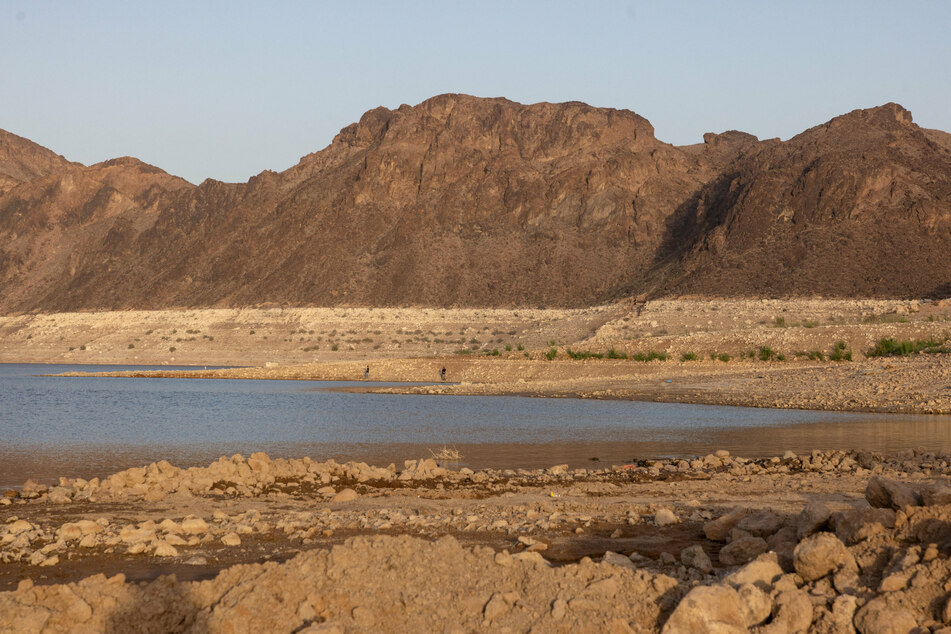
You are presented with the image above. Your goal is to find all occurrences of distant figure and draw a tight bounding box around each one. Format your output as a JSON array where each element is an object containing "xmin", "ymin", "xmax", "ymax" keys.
[
  {"xmin": 440, "ymin": 367, "xmax": 447, "ymax": 382},
  {"xmin": 364, "ymin": 366, "xmax": 369, "ymax": 380}
]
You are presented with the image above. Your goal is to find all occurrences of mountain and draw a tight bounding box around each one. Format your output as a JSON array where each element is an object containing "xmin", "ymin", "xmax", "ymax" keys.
[
  {"xmin": 660, "ymin": 103, "xmax": 951, "ymax": 298},
  {"xmin": 0, "ymin": 95, "xmax": 949, "ymax": 312}
]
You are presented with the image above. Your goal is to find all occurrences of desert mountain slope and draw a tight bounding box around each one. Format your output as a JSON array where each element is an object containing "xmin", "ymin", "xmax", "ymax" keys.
[
  {"xmin": 661, "ymin": 103, "xmax": 951, "ymax": 298},
  {"xmin": 0, "ymin": 129, "xmax": 76, "ymax": 195},
  {"xmin": 0, "ymin": 96, "xmax": 949, "ymax": 312}
]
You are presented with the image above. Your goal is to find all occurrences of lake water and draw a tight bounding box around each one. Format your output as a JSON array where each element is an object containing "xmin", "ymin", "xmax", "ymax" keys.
[{"xmin": 2, "ymin": 363, "xmax": 951, "ymax": 487}]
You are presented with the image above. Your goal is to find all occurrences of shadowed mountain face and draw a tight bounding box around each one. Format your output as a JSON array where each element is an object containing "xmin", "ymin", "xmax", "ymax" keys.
[{"xmin": 0, "ymin": 95, "xmax": 949, "ymax": 312}]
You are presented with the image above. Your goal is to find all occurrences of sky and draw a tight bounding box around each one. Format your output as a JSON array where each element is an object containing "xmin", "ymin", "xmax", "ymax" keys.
[{"xmin": 2, "ymin": 1, "xmax": 950, "ymax": 184}]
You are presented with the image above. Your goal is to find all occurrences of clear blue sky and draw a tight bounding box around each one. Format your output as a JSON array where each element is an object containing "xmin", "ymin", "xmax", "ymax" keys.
[{"xmin": 3, "ymin": 1, "xmax": 949, "ymax": 184}]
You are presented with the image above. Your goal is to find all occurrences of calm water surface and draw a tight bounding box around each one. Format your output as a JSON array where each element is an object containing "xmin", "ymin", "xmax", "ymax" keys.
[{"xmin": 2, "ymin": 363, "xmax": 951, "ymax": 486}]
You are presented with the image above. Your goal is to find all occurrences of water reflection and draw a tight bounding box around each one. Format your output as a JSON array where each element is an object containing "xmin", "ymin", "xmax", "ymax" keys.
[{"xmin": 2, "ymin": 363, "xmax": 950, "ymax": 485}]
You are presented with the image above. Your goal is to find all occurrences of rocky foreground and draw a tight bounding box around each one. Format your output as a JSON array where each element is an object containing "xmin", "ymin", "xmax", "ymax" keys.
[{"xmin": 3, "ymin": 450, "xmax": 951, "ymax": 631}]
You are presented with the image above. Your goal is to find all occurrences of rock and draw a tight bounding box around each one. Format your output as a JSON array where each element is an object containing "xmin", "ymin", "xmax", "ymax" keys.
[
  {"xmin": 661, "ymin": 585, "xmax": 746, "ymax": 633},
  {"xmin": 854, "ymin": 597, "xmax": 917, "ymax": 634},
  {"xmin": 184, "ymin": 556, "xmax": 208, "ymax": 566},
  {"xmin": 221, "ymin": 533, "xmax": 241, "ymax": 547},
  {"xmin": 331, "ymin": 488, "xmax": 358, "ymax": 503},
  {"xmin": 153, "ymin": 541, "xmax": 179, "ymax": 557},
  {"xmin": 769, "ymin": 588, "xmax": 813, "ymax": 633},
  {"xmin": 602, "ymin": 551, "xmax": 638, "ymax": 571},
  {"xmin": 724, "ymin": 552, "xmax": 783, "ymax": 590},
  {"xmin": 793, "ymin": 532, "xmax": 856, "ymax": 581},
  {"xmin": 921, "ymin": 484, "xmax": 951, "ymax": 507},
  {"xmin": 833, "ymin": 507, "xmax": 896, "ymax": 544},
  {"xmin": 783, "ymin": 450, "xmax": 797, "ymax": 460},
  {"xmin": 704, "ymin": 508, "xmax": 748, "ymax": 542},
  {"xmin": 736, "ymin": 583, "xmax": 771, "ymax": 627},
  {"xmin": 865, "ymin": 476, "xmax": 920, "ymax": 509},
  {"xmin": 654, "ymin": 508, "xmax": 678, "ymax": 526},
  {"xmin": 878, "ymin": 573, "xmax": 908, "ymax": 592},
  {"xmin": 120, "ymin": 525, "xmax": 157, "ymax": 544},
  {"xmin": 680, "ymin": 544, "xmax": 713, "ymax": 573},
  {"xmin": 736, "ymin": 511, "xmax": 785, "ymax": 538},
  {"xmin": 58, "ymin": 523, "xmax": 84, "ymax": 541},
  {"xmin": 831, "ymin": 595, "xmax": 859, "ymax": 631},
  {"xmin": 181, "ymin": 517, "xmax": 210, "ymax": 535},
  {"xmin": 715, "ymin": 450, "xmax": 730, "ymax": 458},
  {"xmin": 718, "ymin": 536, "xmax": 767, "ymax": 566},
  {"xmin": 6, "ymin": 519, "xmax": 34, "ymax": 535},
  {"xmin": 796, "ymin": 502, "xmax": 831, "ymax": 539}
]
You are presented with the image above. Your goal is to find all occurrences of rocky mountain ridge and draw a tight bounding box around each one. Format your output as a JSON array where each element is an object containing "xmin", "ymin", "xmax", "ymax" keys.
[{"xmin": 1, "ymin": 95, "xmax": 949, "ymax": 312}]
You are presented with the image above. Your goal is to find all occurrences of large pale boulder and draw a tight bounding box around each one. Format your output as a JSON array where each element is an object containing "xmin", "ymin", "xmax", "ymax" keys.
[
  {"xmin": 661, "ymin": 585, "xmax": 746, "ymax": 634},
  {"xmin": 793, "ymin": 532, "xmax": 856, "ymax": 581}
]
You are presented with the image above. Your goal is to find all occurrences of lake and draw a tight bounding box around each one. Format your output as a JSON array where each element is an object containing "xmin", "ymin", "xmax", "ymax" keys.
[{"xmin": 2, "ymin": 363, "xmax": 951, "ymax": 487}]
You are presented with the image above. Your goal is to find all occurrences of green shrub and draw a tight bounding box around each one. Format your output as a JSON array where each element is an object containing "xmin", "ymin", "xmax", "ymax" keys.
[
  {"xmin": 567, "ymin": 349, "xmax": 603, "ymax": 360},
  {"xmin": 830, "ymin": 341, "xmax": 852, "ymax": 361},
  {"xmin": 773, "ymin": 316, "xmax": 786, "ymax": 328},
  {"xmin": 634, "ymin": 351, "xmax": 667, "ymax": 362},
  {"xmin": 606, "ymin": 348, "xmax": 628, "ymax": 359},
  {"xmin": 545, "ymin": 348, "xmax": 558, "ymax": 361},
  {"xmin": 505, "ymin": 344, "xmax": 512, "ymax": 352},
  {"xmin": 331, "ymin": 344, "xmax": 339, "ymax": 351},
  {"xmin": 680, "ymin": 352, "xmax": 698, "ymax": 361},
  {"xmin": 802, "ymin": 320, "xmax": 819, "ymax": 328},
  {"xmin": 867, "ymin": 337, "xmax": 949, "ymax": 357},
  {"xmin": 516, "ymin": 343, "xmax": 525, "ymax": 351},
  {"xmin": 717, "ymin": 353, "xmax": 731, "ymax": 362},
  {"xmin": 757, "ymin": 347, "xmax": 776, "ymax": 361}
]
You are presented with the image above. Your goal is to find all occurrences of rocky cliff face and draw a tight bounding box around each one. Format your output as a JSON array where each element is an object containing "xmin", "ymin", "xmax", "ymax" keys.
[
  {"xmin": 664, "ymin": 104, "xmax": 951, "ymax": 298},
  {"xmin": 0, "ymin": 95, "xmax": 949, "ymax": 312}
]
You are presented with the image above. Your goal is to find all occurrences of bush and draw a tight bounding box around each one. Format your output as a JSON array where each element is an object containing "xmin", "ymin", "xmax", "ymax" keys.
[
  {"xmin": 680, "ymin": 352, "xmax": 698, "ymax": 361},
  {"xmin": 567, "ymin": 349, "xmax": 603, "ymax": 360},
  {"xmin": 717, "ymin": 353, "xmax": 731, "ymax": 362},
  {"xmin": 757, "ymin": 346, "xmax": 776, "ymax": 361},
  {"xmin": 867, "ymin": 337, "xmax": 949, "ymax": 357},
  {"xmin": 773, "ymin": 316, "xmax": 786, "ymax": 327},
  {"xmin": 545, "ymin": 348, "xmax": 558, "ymax": 361},
  {"xmin": 830, "ymin": 341, "xmax": 852, "ymax": 361},
  {"xmin": 516, "ymin": 343, "xmax": 525, "ymax": 351},
  {"xmin": 634, "ymin": 351, "xmax": 667, "ymax": 362},
  {"xmin": 606, "ymin": 348, "xmax": 628, "ymax": 359}
]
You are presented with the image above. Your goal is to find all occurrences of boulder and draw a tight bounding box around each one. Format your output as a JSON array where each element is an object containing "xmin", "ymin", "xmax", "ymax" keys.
[
  {"xmin": 680, "ymin": 545, "xmax": 712, "ymax": 573},
  {"xmin": 718, "ymin": 537, "xmax": 767, "ymax": 566},
  {"xmin": 833, "ymin": 507, "xmax": 896, "ymax": 544},
  {"xmin": 724, "ymin": 552, "xmax": 783, "ymax": 590},
  {"xmin": 181, "ymin": 517, "xmax": 210, "ymax": 535},
  {"xmin": 661, "ymin": 585, "xmax": 747, "ymax": 634},
  {"xmin": 865, "ymin": 476, "xmax": 920, "ymax": 510},
  {"xmin": 736, "ymin": 511, "xmax": 785, "ymax": 538},
  {"xmin": 796, "ymin": 502, "xmax": 831, "ymax": 539},
  {"xmin": 793, "ymin": 532, "xmax": 856, "ymax": 581},
  {"xmin": 703, "ymin": 508, "xmax": 748, "ymax": 542},
  {"xmin": 331, "ymin": 488, "xmax": 359, "ymax": 503},
  {"xmin": 853, "ymin": 597, "xmax": 917, "ymax": 634},
  {"xmin": 769, "ymin": 588, "xmax": 813, "ymax": 633},
  {"xmin": 654, "ymin": 508, "xmax": 678, "ymax": 526},
  {"xmin": 736, "ymin": 583, "xmax": 771, "ymax": 627}
]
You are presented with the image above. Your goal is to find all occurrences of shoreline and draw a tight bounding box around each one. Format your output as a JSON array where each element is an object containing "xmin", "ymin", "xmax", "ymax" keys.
[
  {"xmin": 52, "ymin": 353, "xmax": 951, "ymax": 416},
  {"xmin": 3, "ymin": 449, "xmax": 951, "ymax": 631}
]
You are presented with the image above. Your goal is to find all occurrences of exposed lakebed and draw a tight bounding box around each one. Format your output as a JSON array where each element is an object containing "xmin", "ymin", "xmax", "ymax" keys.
[{"xmin": 2, "ymin": 363, "xmax": 950, "ymax": 486}]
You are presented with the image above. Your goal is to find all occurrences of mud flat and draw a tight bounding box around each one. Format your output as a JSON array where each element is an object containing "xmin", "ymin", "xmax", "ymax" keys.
[{"xmin": 3, "ymin": 450, "xmax": 951, "ymax": 632}]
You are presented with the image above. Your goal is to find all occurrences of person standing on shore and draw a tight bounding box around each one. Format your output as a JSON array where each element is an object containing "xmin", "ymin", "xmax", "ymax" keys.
[
  {"xmin": 364, "ymin": 366, "xmax": 369, "ymax": 380},
  {"xmin": 440, "ymin": 367, "xmax": 446, "ymax": 381}
]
